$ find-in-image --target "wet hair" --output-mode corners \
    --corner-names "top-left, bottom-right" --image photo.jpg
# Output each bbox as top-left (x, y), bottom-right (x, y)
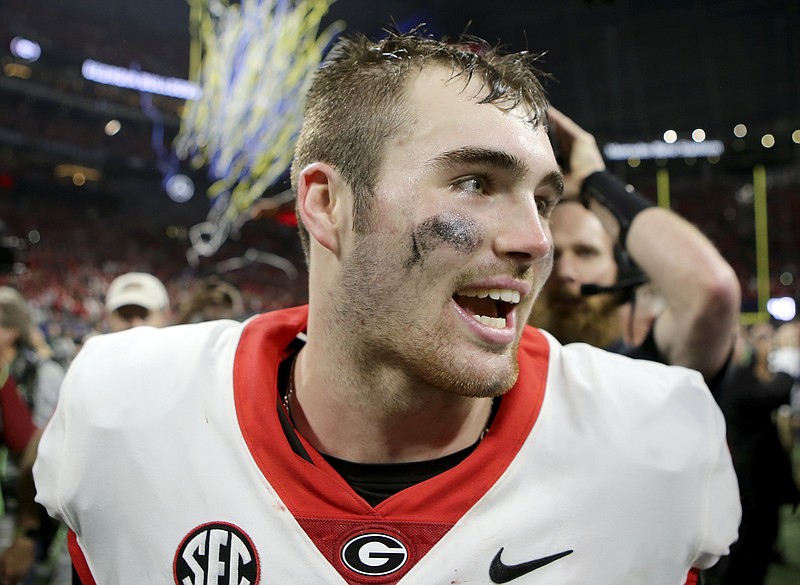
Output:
top-left (290, 28), bottom-right (550, 263)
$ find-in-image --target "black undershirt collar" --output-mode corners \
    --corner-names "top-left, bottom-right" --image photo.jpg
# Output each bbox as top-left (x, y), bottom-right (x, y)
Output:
top-left (276, 335), bottom-right (499, 507)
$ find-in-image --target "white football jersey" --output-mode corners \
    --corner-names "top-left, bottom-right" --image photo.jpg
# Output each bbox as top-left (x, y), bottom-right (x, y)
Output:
top-left (34, 305), bottom-right (740, 584)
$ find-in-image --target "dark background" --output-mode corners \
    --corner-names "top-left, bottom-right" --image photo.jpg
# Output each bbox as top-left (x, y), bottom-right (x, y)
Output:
top-left (3, 0), bottom-right (798, 201)
top-left (29, 0), bottom-right (800, 141)
top-left (0, 0), bottom-right (798, 316)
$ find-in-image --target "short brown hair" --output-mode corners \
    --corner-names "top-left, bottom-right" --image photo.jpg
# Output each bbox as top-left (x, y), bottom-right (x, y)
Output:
top-left (290, 29), bottom-right (550, 262)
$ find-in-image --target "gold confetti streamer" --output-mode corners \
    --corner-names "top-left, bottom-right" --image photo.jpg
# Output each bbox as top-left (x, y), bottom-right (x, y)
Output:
top-left (176, 0), bottom-right (343, 259)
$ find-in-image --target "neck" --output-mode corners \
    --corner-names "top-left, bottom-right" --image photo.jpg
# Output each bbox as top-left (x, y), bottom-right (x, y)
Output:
top-left (288, 343), bottom-right (495, 464)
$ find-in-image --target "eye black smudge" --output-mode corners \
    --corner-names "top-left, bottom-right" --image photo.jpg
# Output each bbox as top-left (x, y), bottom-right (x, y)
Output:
top-left (418, 214), bottom-right (483, 253)
top-left (409, 233), bottom-right (422, 265)
top-left (406, 213), bottom-right (483, 268)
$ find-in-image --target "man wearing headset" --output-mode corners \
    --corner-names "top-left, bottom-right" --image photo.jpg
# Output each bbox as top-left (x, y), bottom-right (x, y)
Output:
top-left (530, 108), bottom-right (740, 385)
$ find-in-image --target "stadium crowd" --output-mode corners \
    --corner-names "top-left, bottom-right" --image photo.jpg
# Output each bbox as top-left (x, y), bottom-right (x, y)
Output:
top-left (0, 194), bottom-right (308, 367)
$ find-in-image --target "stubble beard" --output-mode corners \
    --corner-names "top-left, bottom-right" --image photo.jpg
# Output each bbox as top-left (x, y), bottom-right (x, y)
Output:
top-left (331, 236), bottom-right (521, 402)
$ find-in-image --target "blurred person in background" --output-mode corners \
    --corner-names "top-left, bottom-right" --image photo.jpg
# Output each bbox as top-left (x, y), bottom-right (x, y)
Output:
top-left (529, 108), bottom-right (740, 388)
top-left (174, 276), bottom-right (244, 325)
top-left (771, 321), bottom-right (800, 482)
top-left (769, 320), bottom-right (800, 381)
top-left (0, 371), bottom-right (40, 585)
top-left (706, 322), bottom-right (799, 585)
top-left (0, 288), bottom-right (64, 431)
top-left (104, 272), bottom-right (171, 333)
top-left (0, 287), bottom-right (67, 585)
top-left (40, 323), bottom-right (77, 372)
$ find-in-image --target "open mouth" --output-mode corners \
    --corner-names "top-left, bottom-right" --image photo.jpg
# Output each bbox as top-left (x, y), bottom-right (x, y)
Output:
top-left (453, 288), bottom-right (521, 329)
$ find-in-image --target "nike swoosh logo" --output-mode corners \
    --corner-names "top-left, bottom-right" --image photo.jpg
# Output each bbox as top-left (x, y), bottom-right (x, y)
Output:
top-left (489, 547), bottom-right (573, 583)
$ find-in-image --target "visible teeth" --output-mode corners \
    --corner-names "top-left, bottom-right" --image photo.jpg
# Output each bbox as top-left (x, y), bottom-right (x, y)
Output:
top-left (473, 314), bottom-right (507, 328)
top-left (506, 290), bottom-right (520, 303)
top-left (460, 288), bottom-right (520, 304)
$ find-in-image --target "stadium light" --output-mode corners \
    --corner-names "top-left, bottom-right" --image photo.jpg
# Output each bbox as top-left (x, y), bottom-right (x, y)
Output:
top-left (81, 60), bottom-right (201, 100)
top-left (604, 139), bottom-right (724, 160)
top-left (767, 297), bottom-right (796, 321)
top-left (10, 37), bottom-right (41, 62)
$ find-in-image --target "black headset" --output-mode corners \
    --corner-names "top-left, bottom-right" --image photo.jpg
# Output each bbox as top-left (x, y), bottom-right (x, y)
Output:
top-left (579, 242), bottom-right (648, 304)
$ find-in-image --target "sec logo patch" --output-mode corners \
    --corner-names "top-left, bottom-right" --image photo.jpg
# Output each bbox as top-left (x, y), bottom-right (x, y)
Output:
top-left (174, 522), bottom-right (259, 585)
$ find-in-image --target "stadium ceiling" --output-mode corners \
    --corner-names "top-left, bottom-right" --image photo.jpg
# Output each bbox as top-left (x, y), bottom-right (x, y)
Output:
top-left (2, 0), bottom-right (797, 205)
top-left (32, 0), bottom-right (799, 144)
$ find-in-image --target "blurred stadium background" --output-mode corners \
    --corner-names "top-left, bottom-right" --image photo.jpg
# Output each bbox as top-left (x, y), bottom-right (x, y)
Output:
top-left (0, 0), bottom-right (797, 334)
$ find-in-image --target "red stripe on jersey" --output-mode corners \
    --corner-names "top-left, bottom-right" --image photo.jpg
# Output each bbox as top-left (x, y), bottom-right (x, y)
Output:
top-left (234, 308), bottom-right (550, 583)
top-left (684, 568), bottom-right (700, 585)
top-left (68, 530), bottom-right (97, 585)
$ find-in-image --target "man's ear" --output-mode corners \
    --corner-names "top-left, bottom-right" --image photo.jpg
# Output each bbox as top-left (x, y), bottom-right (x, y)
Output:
top-left (296, 162), bottom-right (345, 256)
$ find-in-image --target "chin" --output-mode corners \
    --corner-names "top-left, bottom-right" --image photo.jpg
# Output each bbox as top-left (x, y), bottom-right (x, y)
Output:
top-left (440, 353), bottom-right (519, 398)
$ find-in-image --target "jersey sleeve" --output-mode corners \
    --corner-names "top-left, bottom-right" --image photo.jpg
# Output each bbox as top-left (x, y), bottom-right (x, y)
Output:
top-left (33, 340), bottom-right (88, 531)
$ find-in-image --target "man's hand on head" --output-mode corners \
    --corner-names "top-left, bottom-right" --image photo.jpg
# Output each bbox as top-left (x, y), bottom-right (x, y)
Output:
top-left (547, 107), bottom-right (606, 198)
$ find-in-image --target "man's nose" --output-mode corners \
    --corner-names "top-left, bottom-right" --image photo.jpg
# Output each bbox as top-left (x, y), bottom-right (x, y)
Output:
top-left (494, 195), bottom-right (552, 263)
top-left (554, 252), bottom-right (579, 282)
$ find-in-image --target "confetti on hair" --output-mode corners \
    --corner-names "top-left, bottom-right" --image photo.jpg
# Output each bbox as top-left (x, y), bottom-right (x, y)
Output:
top-left (175, 0), bottom-right (344, 260)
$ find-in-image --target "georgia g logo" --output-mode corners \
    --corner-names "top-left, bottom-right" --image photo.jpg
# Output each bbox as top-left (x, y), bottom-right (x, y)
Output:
top-left (341, 533), bottom-right (409, 576)
top-left (174, 522), bottom-right (259, 585)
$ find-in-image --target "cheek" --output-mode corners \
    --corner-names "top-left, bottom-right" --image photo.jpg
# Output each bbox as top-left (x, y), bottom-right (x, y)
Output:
top-left (407, 213), bottom-right (484, 267)
top-left (145, 313), bottom-right (166, 328)
top-left (592, 256), bottom-right (618, 285)
top-left (107, 315), bottom-right (127, 331)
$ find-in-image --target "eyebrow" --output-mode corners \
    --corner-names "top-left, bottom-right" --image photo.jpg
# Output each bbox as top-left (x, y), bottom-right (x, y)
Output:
top-left (427, 146), bottom-right (528, 179)
top-left (427, 147), bottom-right (564, 197)
top-left (539, 170), bottom-right (565, 198)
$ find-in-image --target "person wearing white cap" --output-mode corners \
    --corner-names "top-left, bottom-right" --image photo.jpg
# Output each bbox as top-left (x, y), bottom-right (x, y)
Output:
top-left (105, 272), bottom-right (171, 333)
